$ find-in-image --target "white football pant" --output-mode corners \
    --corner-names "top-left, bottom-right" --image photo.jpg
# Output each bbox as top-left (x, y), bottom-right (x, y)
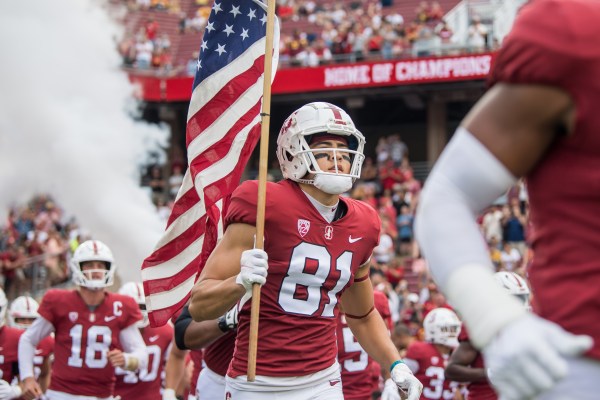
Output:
top-left (224, 362), bottom-right (343, 400)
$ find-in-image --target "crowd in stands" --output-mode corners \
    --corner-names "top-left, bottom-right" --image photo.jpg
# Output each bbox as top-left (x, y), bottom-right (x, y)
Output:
top-left (119, 17), bottom-right (176, 74)
top-left (277, 0), bottom-right (454, 67)
top-left (0, 196), bottom-right (84, 300)
top-left (116, 0), bottom-right (496, 75)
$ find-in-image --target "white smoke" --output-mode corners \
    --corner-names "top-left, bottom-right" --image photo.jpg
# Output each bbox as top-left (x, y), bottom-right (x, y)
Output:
top-left (0, 0), bottom-right (168, 283)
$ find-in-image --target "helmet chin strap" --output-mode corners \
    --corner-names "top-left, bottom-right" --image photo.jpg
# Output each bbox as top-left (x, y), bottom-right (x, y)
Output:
top-left (313, 174), bottom-right (353, 195)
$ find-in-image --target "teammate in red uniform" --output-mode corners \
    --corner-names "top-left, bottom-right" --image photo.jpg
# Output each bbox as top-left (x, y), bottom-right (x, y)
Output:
top-left (337, 290), bottom-right (392, 400)
top-left (6, 295), bottom-right (54, 395)
top-left (0, 289), bottom-right (28, 399)
top-left (114, 282), bottom-right (173, 400)
top-left (415, 1), bottom-right (600, 398)
top-left (445, 271), bottom-right (531, 400)
top-left (399, 308), bottom-right (461, 400)
top-left (19, 240), bottom-right (148, 400)
top-left (169, 304), bottom-right (237, 399)
top-left (189, 102), bottom-right (422, 399)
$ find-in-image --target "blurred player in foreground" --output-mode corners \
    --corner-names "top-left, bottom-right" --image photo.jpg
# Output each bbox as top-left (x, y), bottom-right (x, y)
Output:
top-left (445, 271), bottom-right (532, 400)
top-left (416, 1), bottom-right (599, 398)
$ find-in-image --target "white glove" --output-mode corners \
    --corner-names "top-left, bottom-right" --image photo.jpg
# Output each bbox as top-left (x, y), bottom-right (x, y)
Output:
top-left (390, 362), bottom-right (423, 400)
top-left (483, 314), bottom-right (593, 400)
top-left (162, 388), bottom-right (177, 400)
top-left (236, 249), bottom-right (268, 292)
top-left (381, 378), bottom-right (401, 400)
top-left (0, 379), bottom-right (22, 400)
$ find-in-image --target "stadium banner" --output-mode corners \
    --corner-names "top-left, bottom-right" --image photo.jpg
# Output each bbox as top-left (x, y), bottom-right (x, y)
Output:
top-left (274, 53), bottom-right (493, 93)
top-left (129, 53), bottom-right (494, 101)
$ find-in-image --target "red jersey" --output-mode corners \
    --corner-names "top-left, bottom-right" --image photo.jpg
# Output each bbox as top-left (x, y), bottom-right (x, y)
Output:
top-left (406, 341), bottom-right (457, 400)
top-left (0, 326), bottom-right (22, 382)
top-left (38, 289), bottom-right (142, 397)
top-left (204, 331), bottom-right (235, 376)
top-left (32, 335), bottom-right (54, 382)
top-left (226, 180), bottom-right (380, 378)
top-left (337, 291), bottom-right (391, 400)
top-left (489, 0), bottom-right (600, 359)
top-left (457, 325), bottom-right (496, 400)
top-left (114, 324), bottom-right (173, 400)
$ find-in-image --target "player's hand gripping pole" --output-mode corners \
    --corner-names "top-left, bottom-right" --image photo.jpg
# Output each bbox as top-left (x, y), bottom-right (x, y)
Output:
top-left (248, 0), bottom-right (277, 382)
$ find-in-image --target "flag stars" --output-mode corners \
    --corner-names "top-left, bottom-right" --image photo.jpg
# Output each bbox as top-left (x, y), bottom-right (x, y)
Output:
top-left (205, 21), bottom-right (215, 33)
top-left (212, 2), bottom-right (222, 14)
top-left (260, 14), bottom-right (267, 25)
top-left (240, 28), bottom-right (249, 40)
top-left (247, 8), bottom-right (256, 21)
top-left (197, 59), bottom-right (202, 70)
top-left (230, 5), bottom-right (241, 18)
top-left (200, 40), bottom-right (208, 51)
top-left (223, 24), bottom-right (235, 37)
top-left (215, 43), bottom-right (227, 56)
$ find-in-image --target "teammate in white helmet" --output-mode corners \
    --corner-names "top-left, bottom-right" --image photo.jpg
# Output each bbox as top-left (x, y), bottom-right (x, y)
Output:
top-left (388, 308), bottom-right (461, 400)
top-left (9, 296), bottom-right (40, 330)
top-left (114, 282), bottom-right (174, 400)
top-left (6, 295), bottom-right (54, 395)
top-left (189, 102), bottom-right (422, 399)
top-left (19, 240), bottom-right (148, 400)
top-left (445, 271), bottom-right (532, 399)
top-left (0, 288), bottom-right (28, 399)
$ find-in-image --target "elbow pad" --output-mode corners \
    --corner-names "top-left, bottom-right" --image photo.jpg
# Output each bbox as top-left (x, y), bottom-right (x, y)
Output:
top-left (174, 305), bottom-right (193, 350)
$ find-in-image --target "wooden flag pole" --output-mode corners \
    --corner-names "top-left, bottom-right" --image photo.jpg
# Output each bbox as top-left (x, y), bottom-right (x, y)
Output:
top-left (247, 0), bottom-right (277, 382)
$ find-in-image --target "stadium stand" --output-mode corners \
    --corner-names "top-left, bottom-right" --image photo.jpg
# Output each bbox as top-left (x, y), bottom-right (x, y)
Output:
top-left (118, 0), bottom-right (469, 74)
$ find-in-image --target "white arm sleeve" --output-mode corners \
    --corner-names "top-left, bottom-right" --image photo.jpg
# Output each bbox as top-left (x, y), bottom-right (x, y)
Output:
top-left (415, 128), bottom-right (525, 348)
top-left (119, 324), bottom-right (148, 371)
top-left (18, 317), bottom-right (54, 380)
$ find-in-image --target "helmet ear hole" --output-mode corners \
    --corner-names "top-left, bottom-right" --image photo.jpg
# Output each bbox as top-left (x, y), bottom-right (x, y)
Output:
top-left (285, 151), bottom-right (294, 162)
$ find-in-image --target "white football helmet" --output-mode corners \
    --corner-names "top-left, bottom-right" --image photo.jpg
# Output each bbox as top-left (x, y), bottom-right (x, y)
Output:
top-left (424, 308), bottom-right (462, 348)
top-left (8, 296), bottom-right (40, 330)
top-left (0, 289), bottom-right (7, 328)
top-left (119, 282), bottom-right (149, 328)
top-left (276, 102), bottom-right (365, 194)
top-left (494, 271), bottom-right (531, 310)
top-left (70, 240), bottom-right (116, 289)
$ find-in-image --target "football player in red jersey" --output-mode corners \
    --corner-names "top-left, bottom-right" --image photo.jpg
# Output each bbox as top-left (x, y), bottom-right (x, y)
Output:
top-left (6, 295), bottom-right (54, 395)
top-left (445, 271), bottom-right (532, 400)
top-left (397, 308), bottom-right (461, 400)
top-left (0, 289), bottom-right (28, 399)
top-left (114, 282), bottom-right (173, 400)
top-left (415, 1), bottom-right (600, 398)
top-left (189, 102), bottom-right (422, 399)
top-left (337, 290), bottom-right (392, 400)
top-left (167, 304), bottom-right (238, 400)
top-left (18, 240), bottom-right (148, 400)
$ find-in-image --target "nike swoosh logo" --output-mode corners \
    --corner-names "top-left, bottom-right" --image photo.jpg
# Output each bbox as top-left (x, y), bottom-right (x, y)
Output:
top-left (348, 236), bottom-right (362, 243)
top-left (329, 379), bottom-right (340, 386)
top-left (149, 335), bottom-right (160, 343)
top-left (104, 316), bottom-right (117, 322)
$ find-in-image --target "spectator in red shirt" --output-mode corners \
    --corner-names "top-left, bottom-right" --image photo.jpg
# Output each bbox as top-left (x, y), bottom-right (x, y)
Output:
top-left (144, 17), bottom-right (159, 41)
top-left (379, 159), bottom-right (404, 191)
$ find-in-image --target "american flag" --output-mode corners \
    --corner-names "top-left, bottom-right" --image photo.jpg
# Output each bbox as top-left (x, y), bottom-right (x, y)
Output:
top-left (141, 0), bottom-right (279, 327)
